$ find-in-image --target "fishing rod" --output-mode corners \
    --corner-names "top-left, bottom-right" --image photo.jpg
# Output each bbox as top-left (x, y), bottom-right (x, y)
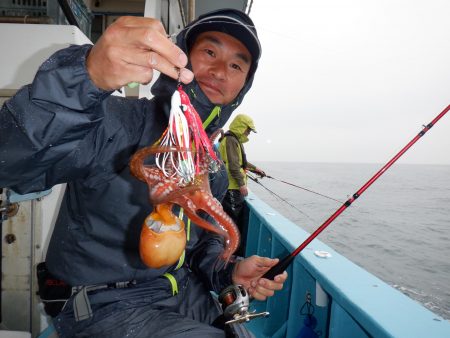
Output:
top-left (265, 175), bottom-right (343, 203)
top-left (261, 104), bottom-right (450, 279)
top-left (247, 173), bottom-right (315, 222)
top-left (217, 105), bottom-right (449, 325)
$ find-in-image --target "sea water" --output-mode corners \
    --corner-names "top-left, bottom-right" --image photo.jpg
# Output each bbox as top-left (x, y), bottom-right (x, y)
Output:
top-left (248, 162), bottom-right (450, 320)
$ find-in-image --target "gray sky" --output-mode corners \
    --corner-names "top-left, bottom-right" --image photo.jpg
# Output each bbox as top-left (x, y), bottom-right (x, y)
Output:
top-left (234, 0), bottom-right (450, 164)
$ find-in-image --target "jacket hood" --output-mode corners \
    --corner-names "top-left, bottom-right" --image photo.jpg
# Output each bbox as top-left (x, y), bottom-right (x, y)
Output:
top-left (229, 114), bottom-right (256, 143)
top-left (151, 9), bottom-right (260, 136)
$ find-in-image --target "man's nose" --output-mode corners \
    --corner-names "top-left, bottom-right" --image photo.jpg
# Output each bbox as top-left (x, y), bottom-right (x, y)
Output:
top-left (210, 61), bottom-right (227, 80)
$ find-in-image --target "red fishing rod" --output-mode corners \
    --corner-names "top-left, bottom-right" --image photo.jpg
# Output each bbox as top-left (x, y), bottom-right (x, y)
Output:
top-left (262, 104), bottom-right (450, 279)
top-left (217, 105), bottom-right (449, 325)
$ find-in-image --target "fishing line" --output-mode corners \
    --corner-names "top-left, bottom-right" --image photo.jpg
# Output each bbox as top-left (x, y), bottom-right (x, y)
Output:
top-left (265, 175), bottom-right (343, 203)
top-left (247, 173), bottom-right (316, 223)
top-left (261, 105), bottom-right (450, 280)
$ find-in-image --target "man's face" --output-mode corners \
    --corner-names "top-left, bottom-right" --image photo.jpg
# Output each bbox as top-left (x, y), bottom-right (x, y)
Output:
top-left (189, 31), bottom-right (252, 105)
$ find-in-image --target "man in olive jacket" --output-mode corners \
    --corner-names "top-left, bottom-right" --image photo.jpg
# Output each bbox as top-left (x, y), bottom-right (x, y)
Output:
top-left (218, 114), bottom-right (266, 255)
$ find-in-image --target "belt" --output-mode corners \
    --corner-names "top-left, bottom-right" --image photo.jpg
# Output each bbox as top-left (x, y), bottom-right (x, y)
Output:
top-left (72, 270), bottom-right (185, 322)
top-left (73, 280), bottom-right (137, 294)
top-left (72, 280), bottom-right (136, 322)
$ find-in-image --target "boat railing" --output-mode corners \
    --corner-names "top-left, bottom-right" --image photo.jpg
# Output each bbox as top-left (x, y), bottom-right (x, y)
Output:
top-left (243, 192), bottom-right (450, 338)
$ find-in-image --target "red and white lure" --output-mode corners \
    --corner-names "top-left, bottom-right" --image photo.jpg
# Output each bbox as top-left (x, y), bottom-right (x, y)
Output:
top-left (156, 86), bottom-right (219, 183)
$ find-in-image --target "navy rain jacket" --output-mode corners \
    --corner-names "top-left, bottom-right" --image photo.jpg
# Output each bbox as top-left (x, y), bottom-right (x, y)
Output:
top-left (0, 24), bottom-right (257, 291)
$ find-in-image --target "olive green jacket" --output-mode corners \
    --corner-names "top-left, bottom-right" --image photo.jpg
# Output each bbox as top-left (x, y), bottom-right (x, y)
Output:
top-left (218, 114), bottom-right (257, 190)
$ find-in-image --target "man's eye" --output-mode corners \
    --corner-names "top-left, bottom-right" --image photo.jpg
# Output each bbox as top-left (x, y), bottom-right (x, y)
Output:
top-left (205, 49), bottom-right (215, 57)
top-left (231, 63), bottom-right (242, 71)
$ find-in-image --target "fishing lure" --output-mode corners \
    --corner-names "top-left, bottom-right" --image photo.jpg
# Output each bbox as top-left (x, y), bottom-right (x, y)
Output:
top-left (130, 86), bottom-right (240, 269)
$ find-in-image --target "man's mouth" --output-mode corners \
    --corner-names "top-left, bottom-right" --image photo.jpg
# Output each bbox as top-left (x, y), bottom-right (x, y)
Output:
top-left (198, 80), bottom-right (222, 97)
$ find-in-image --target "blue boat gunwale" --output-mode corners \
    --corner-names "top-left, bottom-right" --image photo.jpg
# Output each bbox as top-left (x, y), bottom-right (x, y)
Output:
top-left (243, 192), bottom-right (450, 338)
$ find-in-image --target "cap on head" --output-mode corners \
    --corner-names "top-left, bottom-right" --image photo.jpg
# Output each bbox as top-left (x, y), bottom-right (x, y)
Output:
top-left (184, 8), bottom-right (261, 77)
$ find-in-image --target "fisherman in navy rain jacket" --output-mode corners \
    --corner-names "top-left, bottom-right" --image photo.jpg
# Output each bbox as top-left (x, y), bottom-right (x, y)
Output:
top-left (0, 8), bottom-right (287, 338)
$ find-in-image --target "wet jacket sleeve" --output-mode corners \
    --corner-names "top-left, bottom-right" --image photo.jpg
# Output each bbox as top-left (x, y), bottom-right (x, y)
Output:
top-left (188, 233), bottom-right (236, 293)
top-left (0, 44), bottom-right (113, 193)
top-left (246, 161), bottom-right (257, 171)
top-left (226, 136), bottom-right (246, 187)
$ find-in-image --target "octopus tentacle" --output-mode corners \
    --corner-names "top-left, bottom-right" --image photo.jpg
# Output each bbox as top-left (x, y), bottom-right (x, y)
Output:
top-left (181, 191), bottom-right (240, 264)
top-left (130, 145), bottom-right (181, 182)
top-left (163, 189), bottom-right (232, 242)
top-left (148, 183), bottom-right (200, 206)
top-left (182, 205), bottom-right (229, 239)
top-left (209, 128), bottom-right (224, 144)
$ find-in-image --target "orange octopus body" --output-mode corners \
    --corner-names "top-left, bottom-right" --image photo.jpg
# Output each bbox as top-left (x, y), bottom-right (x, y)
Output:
top-left (139, 204), bottom-right (187, 269)
top-left (130, 146), bottom-right (240, 267)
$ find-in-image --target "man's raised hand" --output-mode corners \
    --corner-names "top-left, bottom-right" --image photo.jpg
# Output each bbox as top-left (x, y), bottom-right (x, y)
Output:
top-left (86, 16), bottom-right (194, 91)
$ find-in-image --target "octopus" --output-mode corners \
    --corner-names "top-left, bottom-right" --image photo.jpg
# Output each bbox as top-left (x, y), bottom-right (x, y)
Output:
top-left (129, 145), bottom-right (240, 269)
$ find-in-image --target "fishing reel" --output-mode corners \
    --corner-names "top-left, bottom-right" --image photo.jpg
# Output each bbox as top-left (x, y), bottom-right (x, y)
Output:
top-left (218, 284), bottom-right (269, 325)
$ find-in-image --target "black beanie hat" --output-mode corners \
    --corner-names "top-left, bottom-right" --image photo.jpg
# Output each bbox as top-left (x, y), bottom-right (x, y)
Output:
top-left (184, 8), bottom-right (261, 77)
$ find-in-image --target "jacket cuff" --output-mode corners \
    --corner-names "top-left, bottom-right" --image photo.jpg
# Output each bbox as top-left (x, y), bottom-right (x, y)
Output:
top-left (215, 260), bottom-right (237, 293)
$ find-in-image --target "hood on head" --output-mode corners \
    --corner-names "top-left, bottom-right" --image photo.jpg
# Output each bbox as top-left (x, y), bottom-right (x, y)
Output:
top-left (151, 8), bottom-right (261, 135)
top-left (229, 113), bottom-right (256, 143)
